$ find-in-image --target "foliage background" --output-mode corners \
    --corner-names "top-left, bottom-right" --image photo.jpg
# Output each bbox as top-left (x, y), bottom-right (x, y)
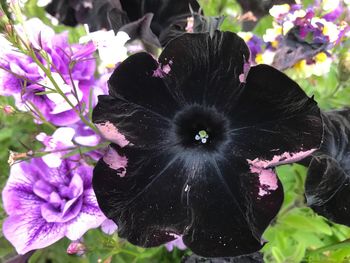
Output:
top-left (1, 0), bottom-right (350, 262)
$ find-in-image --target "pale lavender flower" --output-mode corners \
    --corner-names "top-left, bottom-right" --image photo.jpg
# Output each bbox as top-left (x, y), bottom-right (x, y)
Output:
top-left (36, 127), bottom-right (76, 168)
top-left (2, 157), bottom-right (105, 255)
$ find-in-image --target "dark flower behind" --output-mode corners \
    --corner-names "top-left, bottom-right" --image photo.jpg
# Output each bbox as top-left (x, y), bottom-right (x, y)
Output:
top-left (46, 0), bottom-right (200, 47)
top-left (237, 0), bottom-right (296, 31)
top-left (108, 0), bottom-right (201, 47)
top-left (305, 109), bottom-right (350, 226)
top-left (92, 31), bottom-right (322, 257)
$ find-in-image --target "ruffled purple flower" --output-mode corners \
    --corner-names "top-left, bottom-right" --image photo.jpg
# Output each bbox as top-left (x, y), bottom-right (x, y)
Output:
top-left (2, 157), bottom-right (106, 255)
top-left (0, 18), bottom-right (96, 126)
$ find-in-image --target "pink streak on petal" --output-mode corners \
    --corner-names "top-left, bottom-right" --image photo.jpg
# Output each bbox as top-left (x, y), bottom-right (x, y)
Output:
top-left (247, 149), bottom-right (316, 169)
top-left (250, 166), bottom-right (278, 197)
top-left (239, 62), bottom-right (251, 83)
top-left (96, 121), bottom-right (129, 147)
top-left (103, 146), bottom-right (128, 177)
top-left (163, 64), bottom-right (171, 74)
top-left (152, 61), bottom-right (172, 78)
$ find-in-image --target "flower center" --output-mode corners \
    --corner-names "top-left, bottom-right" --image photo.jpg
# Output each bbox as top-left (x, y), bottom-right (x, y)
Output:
top-left (172, 105), bottom-right (230, 152)
top-left (195, 130), bottom-right (209, 144)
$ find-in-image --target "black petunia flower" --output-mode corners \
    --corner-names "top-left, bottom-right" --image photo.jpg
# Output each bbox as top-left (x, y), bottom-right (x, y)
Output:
top-left (46, 0), bottom-right (200, 47)
top-left (305, 109), bottom-right (350, 226)
top-left (92, 31), bottom-right (323, 257)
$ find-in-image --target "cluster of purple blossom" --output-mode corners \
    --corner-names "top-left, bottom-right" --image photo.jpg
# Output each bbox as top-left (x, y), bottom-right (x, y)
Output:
top-left (238, 0), bottom-right (350, 78)
top-left (0, 17), bottom-right (117, 255)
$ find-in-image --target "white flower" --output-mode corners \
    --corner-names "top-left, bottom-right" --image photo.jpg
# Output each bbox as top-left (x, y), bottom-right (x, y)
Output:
top-left (311, 17), bottom-right (340, 43)
top-left (80, 30), bottom-right (130, 72)
top-left (255, 50), bottom-right (275, 65)
top-left (263, 24), bottom-right (282, 43)
top-left (269, 4), bottom-right (290, 18)
top-left (322, 0), bottom-right (339, 12)
top-left (237, 32), bottom-right (253, 42)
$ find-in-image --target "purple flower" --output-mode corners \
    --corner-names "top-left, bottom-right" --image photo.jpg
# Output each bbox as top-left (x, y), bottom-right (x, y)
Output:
top-left (2, 157), bottom-right (105, 254)
top-left (36, 127), bottom-right (76, 168)
top-left (0, 18), bottom-right (96, 126)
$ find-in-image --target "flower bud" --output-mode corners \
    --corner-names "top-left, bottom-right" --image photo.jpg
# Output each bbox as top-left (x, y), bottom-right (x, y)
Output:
top-left (338, 52), bottom-right (350, 82)
top-left (67, 241), bottom-right (86, 256)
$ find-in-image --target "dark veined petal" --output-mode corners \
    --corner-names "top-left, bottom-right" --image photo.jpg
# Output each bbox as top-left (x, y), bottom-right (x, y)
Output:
top-left (229, 64), bottom-right (322, 163)
top-left (182, 157), bottom-right (283, 257)
top-left (305, 156), bottom-right (350, 225)
top-left (93, 95), bottom-right (170, 148)
top-left (158, 31), bottom-right (250, 110)
top-left (305, 109), bottom-right (350, 226)
top-left (108, 52), bottom-right (179, 118)
top-left (93, 143), bottom-right (283, 256)
top-left (93, 146), bottom-right (189, 246)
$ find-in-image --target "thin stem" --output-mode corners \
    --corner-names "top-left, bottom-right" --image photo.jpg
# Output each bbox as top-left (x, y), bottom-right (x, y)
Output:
top-left (28, 49), bottom-right (98, 132)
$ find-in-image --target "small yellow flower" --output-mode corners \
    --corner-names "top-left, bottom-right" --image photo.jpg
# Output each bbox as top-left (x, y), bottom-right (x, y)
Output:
top-left (294, 59), bottom-right (307, 71)
top-left (315, 52), bottom-right (328, 63)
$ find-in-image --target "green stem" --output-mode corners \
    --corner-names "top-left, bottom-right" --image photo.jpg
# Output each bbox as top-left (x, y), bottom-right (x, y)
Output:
top-left (29, 49), bottom-right (98, 133)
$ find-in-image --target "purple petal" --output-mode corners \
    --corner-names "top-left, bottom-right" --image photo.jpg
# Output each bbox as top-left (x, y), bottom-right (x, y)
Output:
top-left (65, 189), bottom-right (105, 240)
top-left (3, 212), bottom-right (66, 255)
top-left (101, 219), bottom-right (118, 235)
top-left (2, 162), bottom-right (43, 215)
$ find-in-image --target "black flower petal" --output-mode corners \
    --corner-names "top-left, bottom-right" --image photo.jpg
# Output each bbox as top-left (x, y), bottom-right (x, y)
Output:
top-left (305, 109), bottom-right (350, 226)
top-left (107, 52), bottom-right (179, 117)
top-left (229, 64), bottom-right (323, 161)
top-left (93, 31), bottom-right (322, 257)
top-left (158, 32), bottom-right (250, 110)
top-left (93, 95), bottom-right (170, 148)
top-left (93, 146), bottom-right (189, 246)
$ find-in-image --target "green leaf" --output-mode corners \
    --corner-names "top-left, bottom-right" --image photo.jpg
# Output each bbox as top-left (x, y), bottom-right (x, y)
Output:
top-left (281, 213), bottom-right (332, 235)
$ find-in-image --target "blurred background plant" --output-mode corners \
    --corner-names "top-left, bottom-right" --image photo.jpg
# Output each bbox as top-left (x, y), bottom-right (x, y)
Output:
top-left (1, 0), bottom-right (350, 262)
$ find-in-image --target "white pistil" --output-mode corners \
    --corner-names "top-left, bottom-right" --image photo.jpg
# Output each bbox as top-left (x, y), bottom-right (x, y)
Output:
top-left (195, 130), bottom-right (209, 144)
